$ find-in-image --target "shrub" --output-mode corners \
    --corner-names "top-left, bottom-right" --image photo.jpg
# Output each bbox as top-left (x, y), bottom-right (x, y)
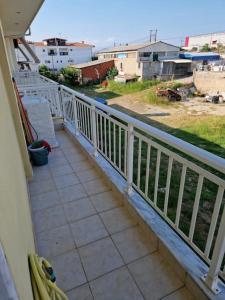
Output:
top-left (61, 67), bottom-right (80, 85)
top-left (39, 64), bottom-right (58, 81)
top-left (200, 43), bottom-right (211, 52)
top-left (107, 67), bottom-right (118, 80)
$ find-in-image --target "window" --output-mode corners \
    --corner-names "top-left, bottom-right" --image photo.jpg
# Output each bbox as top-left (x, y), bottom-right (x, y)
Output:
top-left (42, 49), bottom-right (45, 52)
top-left (120, 62), bottom-right (123, 71)
top-left (44, 60), bottom-right (51, 63)
top-left (116, 53), bottom-right (127, 58)
top-left (60, 60), bottom-right (62, 63)
top-left (70, 49), bottom-right (73, 51)
top-left (68, 59), bottom-right (74, 63)
top-left (59, 48), bottom-right (68, 56)
top-left (138, 62), bottom-right (141, 69)
top-left (139, 52), bottom-right (151, 57)
top-left (56, 60), bottom-right (58, 63)
top-left (48, 49), bottom-right (57, 56)
top-left (212, 40), bottom-right (217, 45)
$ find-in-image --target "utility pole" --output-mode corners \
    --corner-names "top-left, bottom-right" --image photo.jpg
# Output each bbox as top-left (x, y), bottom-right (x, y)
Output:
top-left (149, 29), bottom-right (158, 43)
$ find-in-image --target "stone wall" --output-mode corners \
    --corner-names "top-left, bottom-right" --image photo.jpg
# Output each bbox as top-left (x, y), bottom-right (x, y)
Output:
top-left (193, 70), bottom-right (225, 93)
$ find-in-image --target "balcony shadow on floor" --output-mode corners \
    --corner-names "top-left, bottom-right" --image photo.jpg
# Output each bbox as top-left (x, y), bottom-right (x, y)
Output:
top-left (110, 103), bottom-right (225, 160)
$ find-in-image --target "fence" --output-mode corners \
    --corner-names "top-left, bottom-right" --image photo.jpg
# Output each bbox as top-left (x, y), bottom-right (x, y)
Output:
top-left (59, 84), bottom-right (225, 293)
top-left (14, 72), bottom-right (225, 293)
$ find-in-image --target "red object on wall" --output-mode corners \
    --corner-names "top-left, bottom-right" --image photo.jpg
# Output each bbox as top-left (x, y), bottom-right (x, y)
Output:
top-left (79, 60), bottom-right (114, 82)
top-left (184, 37), bottom-right (189, 47)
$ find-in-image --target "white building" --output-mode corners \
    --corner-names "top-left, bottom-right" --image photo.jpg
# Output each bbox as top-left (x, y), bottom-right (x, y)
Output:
top-left (97, 41), bottom-right (192, 80)
top-left (184, 31), bottom-right (225, 50)
top-left (16, 37), bottom-right (94, 71)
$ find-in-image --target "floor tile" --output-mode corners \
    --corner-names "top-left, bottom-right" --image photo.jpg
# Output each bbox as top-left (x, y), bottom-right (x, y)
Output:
top-left (51, 250), bottom-right (87, 291)
top-left (30, 190), bottom-right (60, 212)
top-left (64, 197), bottom-right (96, 223)
top-left (29, 179), bottom-right (55, 196)
top-left (90, 266), bottom-right (144, 300)
top-left (71, 160), bottom-right (93, 173)
top-left (70, 215), bottom-right (108, 247)
top-left (128, 253), bottom-right (183, 300)
top-left (53, 173), bottom-right (80, 189)
top-left (50, 164), bottom-right (74, 177)
top-left (83, 178), bottom-right (111, 196)
top-left (163, 287), bottom-right (194, 300)
top-left (100, 207), bottom-right (137, 234)
top-left (65, 152), bottom-right (87, 164)
top-left (59, 183), bottom-right (87, 203)
top-left (112, 226), bottom-right (156, 263)
top-left (90, 191), bottom-right (122, 213)
top-left (33, 204), bottom-right (67, 233)
top-left (77, 168), bottom-right (100, 183)
top-left (48, 156), bottom-right (68, 168)
top-left (36, 224), bottom-right (75, 258)
top-left (67, 284), bottom-right (93, 300)
top-left (32, 167), bottom-right (51, 182)
top-left (79, 237), bottom-right (124, 281)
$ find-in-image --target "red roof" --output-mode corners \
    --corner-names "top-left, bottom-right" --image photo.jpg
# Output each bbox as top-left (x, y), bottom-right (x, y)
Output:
top-left (66, 42), bottom-right (95, 48)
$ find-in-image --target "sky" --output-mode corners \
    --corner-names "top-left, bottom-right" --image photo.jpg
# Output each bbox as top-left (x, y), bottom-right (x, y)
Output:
top-left (30, 0), bottom-right (225, 51)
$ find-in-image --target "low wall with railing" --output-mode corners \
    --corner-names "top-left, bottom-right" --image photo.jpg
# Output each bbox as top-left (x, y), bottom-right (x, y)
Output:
top-left (14, 72), bottom-right (225, 294)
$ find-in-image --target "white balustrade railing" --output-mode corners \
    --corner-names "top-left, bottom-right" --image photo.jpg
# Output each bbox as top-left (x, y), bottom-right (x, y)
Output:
top-left (18, 84), bottom-right (62, 118)
top-left (13, 71), bottom-right (42, 86)
top-left (14, 72), bottom-right (225, 293)
top-left (59, 84), bottom-right (225, 294)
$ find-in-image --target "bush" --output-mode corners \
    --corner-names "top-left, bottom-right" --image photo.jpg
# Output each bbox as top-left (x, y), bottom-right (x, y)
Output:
top-left (200, 43), bottom-right (211, 52)
top-left (39, 64), bottom-right (58, 81)
top-left (107, 67), bottom-right (118, 80)
top-left (61, 67), bottom-right (80, 85)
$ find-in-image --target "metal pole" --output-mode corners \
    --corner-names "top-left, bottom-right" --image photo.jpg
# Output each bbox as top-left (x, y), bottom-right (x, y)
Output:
top-left (203, 204), bottom-right (225, 294)
top-left (127, 124), bottom-right (134, 195)
top-left (91, 105), bottom-right (98, 157)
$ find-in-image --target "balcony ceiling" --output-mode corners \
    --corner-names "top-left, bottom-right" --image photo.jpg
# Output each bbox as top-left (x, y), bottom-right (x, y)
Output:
top-left (0, 0), bottom-right (44, 37)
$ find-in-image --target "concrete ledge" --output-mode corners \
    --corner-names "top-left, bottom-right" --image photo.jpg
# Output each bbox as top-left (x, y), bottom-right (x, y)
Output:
top-left (64, 124), bottom-right (225, 300)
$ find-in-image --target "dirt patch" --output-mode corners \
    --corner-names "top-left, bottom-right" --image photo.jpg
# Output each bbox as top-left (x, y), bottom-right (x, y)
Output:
top-left (108, 93), bottom-right (225, 125)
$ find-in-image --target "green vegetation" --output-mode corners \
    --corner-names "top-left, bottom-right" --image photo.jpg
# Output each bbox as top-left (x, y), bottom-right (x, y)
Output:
top-left (107, 79), bottom-right (161, 95)
top-left (61, 66), bottom-right (80, 85)
top-left (200, 43), bottom-right (211, 52)
top-left (106, 67), bottom-right (118, 80)
top-left (39, 64), bottom-right (58, 81)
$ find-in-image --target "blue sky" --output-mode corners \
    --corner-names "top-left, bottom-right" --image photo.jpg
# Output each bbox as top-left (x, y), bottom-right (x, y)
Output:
top-left (30, 0), bottom-right (225, 50)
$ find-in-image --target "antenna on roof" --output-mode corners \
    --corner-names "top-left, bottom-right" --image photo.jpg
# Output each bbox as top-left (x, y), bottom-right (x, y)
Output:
top-left (149, 29), bottom-right (157, 42)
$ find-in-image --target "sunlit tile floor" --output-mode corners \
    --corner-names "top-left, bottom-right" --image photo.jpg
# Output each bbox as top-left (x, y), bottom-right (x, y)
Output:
top-left (29, 130), bottom-right (194, 300)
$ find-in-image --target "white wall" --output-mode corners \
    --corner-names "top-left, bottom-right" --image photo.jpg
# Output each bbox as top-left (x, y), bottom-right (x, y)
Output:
top-left (16, 44), bottom-right (93, 71)
top-left (187, 32), bottom-right (225, 49)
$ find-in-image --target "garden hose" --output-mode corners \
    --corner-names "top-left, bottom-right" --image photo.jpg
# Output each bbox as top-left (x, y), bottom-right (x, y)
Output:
top-left (29, 254), bottom-right (68, 300)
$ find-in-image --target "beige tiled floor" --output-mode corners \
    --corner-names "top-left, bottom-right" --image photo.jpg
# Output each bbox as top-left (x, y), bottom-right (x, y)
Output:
top-left (29, 131), bottom-right (194, 300)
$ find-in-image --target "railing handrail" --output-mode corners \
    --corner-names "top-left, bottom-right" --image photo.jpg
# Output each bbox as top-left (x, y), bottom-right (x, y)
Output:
top-left (60, 84), bottom-right (225, 174)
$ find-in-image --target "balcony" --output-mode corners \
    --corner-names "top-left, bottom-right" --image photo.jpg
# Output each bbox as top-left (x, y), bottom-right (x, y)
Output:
top-left (15, 71), bottom-right (225, 299)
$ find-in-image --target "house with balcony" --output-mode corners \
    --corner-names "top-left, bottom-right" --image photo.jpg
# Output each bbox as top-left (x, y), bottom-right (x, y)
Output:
top-left (97, 41), bottom-right (192, 80)
top-left (16, 37), bottom-right (94, 71)
top-left (1, 1), bottom-right (225, 300)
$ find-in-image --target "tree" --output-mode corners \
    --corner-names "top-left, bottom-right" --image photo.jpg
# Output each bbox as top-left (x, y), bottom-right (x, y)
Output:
top-left (107, 67), bottom-right (118, 80)
top-left (200, 43), bottom-right (211, 52)
top-left (61, 67), bottom-right (80, 85)
top-left (39, 64), bottom-right (58, 81)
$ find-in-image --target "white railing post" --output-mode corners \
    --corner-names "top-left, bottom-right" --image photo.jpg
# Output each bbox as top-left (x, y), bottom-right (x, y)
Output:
top-left (91, 105), bottom-right (98, 157)
top-left (73, 97), bottom-right (79, 136)
top-left (126, 124), bottom-right (134, 195)
top-left (58, 86), bottom-right (65, 119)
top-left (202, 205), bottom-right (225, 294)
